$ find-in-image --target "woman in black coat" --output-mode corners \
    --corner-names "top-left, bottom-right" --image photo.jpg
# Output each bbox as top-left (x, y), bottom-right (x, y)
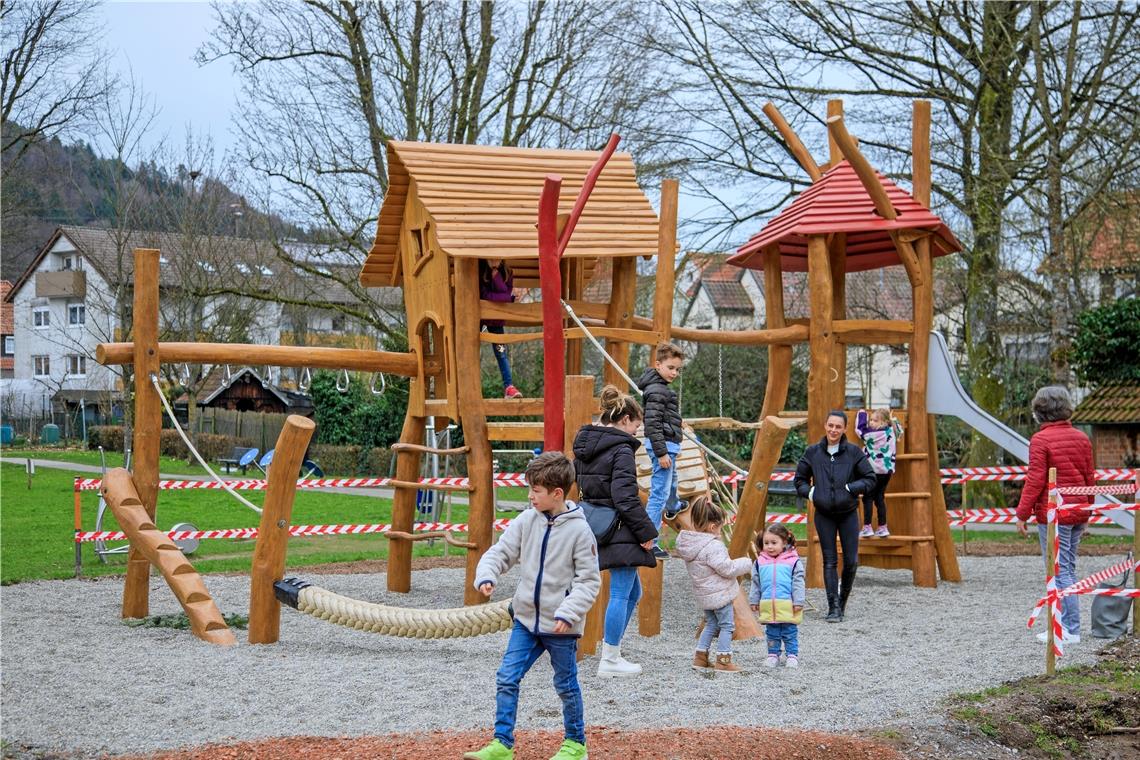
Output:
top-left (573, 385), bottom-right (657, 678)
top-left (794, 410), bottom-right (877, 623)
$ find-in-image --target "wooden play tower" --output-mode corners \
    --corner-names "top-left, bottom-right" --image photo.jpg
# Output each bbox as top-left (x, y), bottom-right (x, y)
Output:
top-left (728, 100), bottom-right (962, 588)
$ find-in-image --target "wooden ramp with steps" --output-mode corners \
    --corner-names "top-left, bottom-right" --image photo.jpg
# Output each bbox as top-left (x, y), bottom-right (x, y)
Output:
top-left (100, 468), bottom-right (236, 646)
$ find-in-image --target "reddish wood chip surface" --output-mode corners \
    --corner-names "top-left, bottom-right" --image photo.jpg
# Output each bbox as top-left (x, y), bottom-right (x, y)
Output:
top-left (128, 726), bottom-right (903, 760)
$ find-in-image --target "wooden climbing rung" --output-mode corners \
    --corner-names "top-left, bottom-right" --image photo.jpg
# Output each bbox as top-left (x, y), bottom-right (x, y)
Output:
top-left (486, 422), bottom-right (546, 442)
top-left (388, 479), bottom-right (474, 492)
top-left (482, 397), bottom-right (549, 416)
top-left (391, 442), bottom-right (470, 456)
top-left (896, 453), bottom-right (928, 460)
top-left (884, 491), bottom-right (933, 499)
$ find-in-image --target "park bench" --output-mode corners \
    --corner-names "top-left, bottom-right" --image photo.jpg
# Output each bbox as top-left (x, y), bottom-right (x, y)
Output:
top-left (217, 446), bottom-right (258, 475)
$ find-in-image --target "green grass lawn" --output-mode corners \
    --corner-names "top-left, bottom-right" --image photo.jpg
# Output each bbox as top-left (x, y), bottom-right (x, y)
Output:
top-left (0, 462), bottom-right (524, 584)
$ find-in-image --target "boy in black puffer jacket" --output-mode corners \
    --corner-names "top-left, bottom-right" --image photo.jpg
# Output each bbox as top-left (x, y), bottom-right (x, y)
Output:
top-left (573, 385), bottom-right (657, 678)
top-left (636, 342), bottom-right (685, 559)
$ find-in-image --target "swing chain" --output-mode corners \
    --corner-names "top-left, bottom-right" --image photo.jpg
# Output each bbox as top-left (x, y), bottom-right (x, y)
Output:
top-left (370, 372), bottom-right (387, 396)
top-left (298, 367), bottom-right (312, 392)
top-left (336, 368), bottom-right (351, 393)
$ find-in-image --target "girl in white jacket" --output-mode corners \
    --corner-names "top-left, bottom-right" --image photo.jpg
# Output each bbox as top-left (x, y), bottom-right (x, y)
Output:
top-left (674, 496), bottom-right (752, 674)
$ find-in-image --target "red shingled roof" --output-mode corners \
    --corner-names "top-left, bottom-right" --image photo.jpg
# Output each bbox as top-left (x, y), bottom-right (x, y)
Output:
top-left (730, 160), bottom-right (962, 273)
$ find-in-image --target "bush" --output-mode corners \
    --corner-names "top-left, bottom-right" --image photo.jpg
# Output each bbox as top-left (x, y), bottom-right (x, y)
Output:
top-left (158, 430), bottom-right (256, 461)
top-left (1073, 297), bottom-right (1140, 384)
top-left (88, 426), bottom-right (125, 452)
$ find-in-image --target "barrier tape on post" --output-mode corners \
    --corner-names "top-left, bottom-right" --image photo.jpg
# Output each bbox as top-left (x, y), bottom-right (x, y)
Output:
top-left (1028, 556), bottom-right (1140, 632)
top-left (75, 519), bottom-right (517, 543)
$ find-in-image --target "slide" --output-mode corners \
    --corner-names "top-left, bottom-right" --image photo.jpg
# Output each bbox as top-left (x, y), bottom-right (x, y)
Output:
top-left (927, 331), bottom-right (1133, 531)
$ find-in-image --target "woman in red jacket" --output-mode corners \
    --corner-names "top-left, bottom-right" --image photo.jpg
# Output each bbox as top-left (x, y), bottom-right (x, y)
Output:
top-left (1015, 386), bottom-right (1094, 644)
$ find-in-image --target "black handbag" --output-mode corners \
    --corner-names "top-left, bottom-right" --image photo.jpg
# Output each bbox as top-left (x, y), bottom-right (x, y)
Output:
top-left (579, 500), bottom-right (620, 545)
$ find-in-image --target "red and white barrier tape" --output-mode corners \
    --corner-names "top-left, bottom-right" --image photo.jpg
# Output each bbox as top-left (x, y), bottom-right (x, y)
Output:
top-left (1027, 555), bottom-right (1140, 640)
top-left (1055, 483), bottom-right (1138, 496)
top-left (76, 519), bottom-right (517, 543)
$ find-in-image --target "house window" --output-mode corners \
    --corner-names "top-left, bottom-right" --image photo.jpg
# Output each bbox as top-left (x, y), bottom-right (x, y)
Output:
top-left (890, 388), bottom-right (906, 409)
top-left (330, 314), bottom-right (346, 332)
top-left (2, 336), bottom-right (13, 356)
top-left (33, 307), bottom-right (50, 328)
top-left (66, 354), bottom-right (87, 377)
top-left (33, 356), bottom-right (50, 377)
top-left (68, 303), bottom-right (86, 326)
top-left (60, 254), bottom-right (82, 271)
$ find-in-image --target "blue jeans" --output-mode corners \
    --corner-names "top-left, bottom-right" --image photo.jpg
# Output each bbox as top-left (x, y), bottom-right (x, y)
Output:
top-left (604, 567), bottom-right (642, 646)
top-left (1037, 522), bottom-right (1086, 636)
top-left (494, 621), bottom-right (584, 749)
top-left (645, 447), bottom-right (679, 530)
top-left (697, 603), bottom-right (735, 654)
top-left (483, 324), bottom-right (513, 387)
top-left (766, 622), bottom-right (799, 656)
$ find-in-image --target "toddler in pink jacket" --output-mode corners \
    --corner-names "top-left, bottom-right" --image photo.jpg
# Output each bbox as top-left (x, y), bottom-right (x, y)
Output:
top-left (674, 496), bottom-right (751, 673)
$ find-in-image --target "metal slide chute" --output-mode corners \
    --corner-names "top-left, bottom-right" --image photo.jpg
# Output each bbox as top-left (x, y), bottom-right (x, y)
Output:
top-left (926, 331), bottom-right (1133, 531)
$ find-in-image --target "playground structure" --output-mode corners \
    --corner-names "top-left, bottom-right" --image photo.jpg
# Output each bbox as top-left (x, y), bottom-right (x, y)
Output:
top-left (98, 97), bottom-right (1120, 647)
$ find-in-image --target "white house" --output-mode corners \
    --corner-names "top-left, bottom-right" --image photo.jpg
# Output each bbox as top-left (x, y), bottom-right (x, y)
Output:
top-left (1, 226), bottom-right (401, 425)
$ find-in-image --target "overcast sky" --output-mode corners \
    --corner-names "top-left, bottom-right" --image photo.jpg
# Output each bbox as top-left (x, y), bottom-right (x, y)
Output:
top-left (100, 1), bottom-right (238, 156)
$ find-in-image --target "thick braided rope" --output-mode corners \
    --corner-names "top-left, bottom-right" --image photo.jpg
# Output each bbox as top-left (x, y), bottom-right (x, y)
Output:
top-left (294, 585), bottom-right (512, 638)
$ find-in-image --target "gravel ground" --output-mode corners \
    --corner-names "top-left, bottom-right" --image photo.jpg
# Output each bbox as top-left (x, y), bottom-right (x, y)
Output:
top-left (0, 555), bottom-right (1106, 757)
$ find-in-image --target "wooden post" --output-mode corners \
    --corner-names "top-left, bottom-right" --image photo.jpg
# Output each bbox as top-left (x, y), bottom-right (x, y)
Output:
top-left (565, 258), bottom-right (585, 375)
top-left (761, 103), bottom-right (822, 181)
top-left (827, 99), bottom-right (844, 165)
top-left (731, 416), bottom-right (806, 559)
top-left (122, 248), bottom-right (161, 619)
top-left (454, 257), bottom-right (496, 605)
top-left (637, 561), bottom-right (665, 638)
top-left (604, 256), bottom-right (637, 388)
top-left (805, 235), bottom-right (833, 589)
top-left (1046, 467), bottom-right (1058, 675)
top-left (248, 415), bottom-right (316, 644)
top-left (652, 179), bottom-right (679, 341)
top-left (828, 232), bottom-right (847, 411)
top-left (73, 486), bottom-right (82, 578)
top-left (387, 410), bottom-right (426, 594)
top-left (579, 571), bottom-right (610, 660)
top-left (760, 246), bottom-right (793, 422)
top-left (929, 420), bottom-right (962, 582)
top-left (538, 175), bottom-right (566, 452)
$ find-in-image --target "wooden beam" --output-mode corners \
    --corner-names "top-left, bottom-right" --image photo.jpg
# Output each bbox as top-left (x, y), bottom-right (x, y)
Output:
top-left (454, 257), bottom-right (496, 605)
top-left (828, 232), bottom-right (847, 411)
top-left (826, 114), bottom-right (895, 220)
top-left (762, 103), bottom-right (822, 182)
top-left (833, 319), bottom-right (915, 344)
top-left (97, 342), bottom-right (419, 377)
top-left (912, 100), bottom-right (932, 208)
top-left (248, 415), bottom-right (316, 644)
top-left (805, 235), bottom-right (834, 590)
top-left (387, 411), bottom-right (426, 594)
top-left (480, 299), bottom-right (609, 324)
top-left (731, 416), bottom-right (806, 559)
top-left (604, 256), bottom-right (638, 386)
top-left (653, 178), bottom-right (679, 338)
top-left (478, 326), bottom-right (660, 346)
top-left (122, 248), bottom-right (160, 620)
top-left (669, 323), bottom-right (808, 346)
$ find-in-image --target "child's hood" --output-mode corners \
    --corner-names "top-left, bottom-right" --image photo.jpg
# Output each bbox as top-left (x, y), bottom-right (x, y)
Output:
top-left (572, 424), bottom-right (640, 463)
top-left (546, 503), bottom-right (588, 527)
top-left (757, 547), bottom-right (800, 564)
top-left (636, 367), bottom-right (667, 392)
top-left (674, 529), bottom-right (718, 561)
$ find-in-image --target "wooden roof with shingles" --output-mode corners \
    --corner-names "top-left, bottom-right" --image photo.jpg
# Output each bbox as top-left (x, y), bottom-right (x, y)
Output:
top-left (731, 160), bottom-right (961, 273)
top-left (360, 142), bottom-right (659, 287)
top-left (1073, 382), bottom-right (1140, 425)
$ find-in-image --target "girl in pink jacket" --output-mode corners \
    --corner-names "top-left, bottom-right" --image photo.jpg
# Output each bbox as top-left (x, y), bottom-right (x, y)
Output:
top-left (674, 496), bottom-right (752, 674)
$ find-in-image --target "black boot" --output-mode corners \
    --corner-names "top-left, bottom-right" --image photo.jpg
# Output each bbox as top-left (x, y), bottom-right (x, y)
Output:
top-left (838, 586), bottom-right (852, 622)
top-left (838, 567), bottom-right (857, 622)
top-left (825, 595), bottom-right (841, 623)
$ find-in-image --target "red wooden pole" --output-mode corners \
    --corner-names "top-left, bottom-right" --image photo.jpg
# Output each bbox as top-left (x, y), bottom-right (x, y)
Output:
top-left (538, 175), bottom-right (565, 452)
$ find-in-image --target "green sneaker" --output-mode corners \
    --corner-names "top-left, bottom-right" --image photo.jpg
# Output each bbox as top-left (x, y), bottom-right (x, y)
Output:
top-left (463, 738), bottom-right (514, 760)
top-left (549, 739), bottom-right (588, 760)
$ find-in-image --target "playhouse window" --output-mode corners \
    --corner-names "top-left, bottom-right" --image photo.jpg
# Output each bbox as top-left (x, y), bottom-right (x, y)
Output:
top-left (410, 222), bottom-right (433, 275)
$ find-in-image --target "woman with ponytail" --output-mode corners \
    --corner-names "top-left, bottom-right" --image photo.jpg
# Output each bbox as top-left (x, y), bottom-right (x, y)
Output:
top-left (572, 385), bottom-right (657, 678)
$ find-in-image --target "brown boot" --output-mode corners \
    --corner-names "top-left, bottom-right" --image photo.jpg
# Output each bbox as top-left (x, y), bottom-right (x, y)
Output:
top-left (714, 653), bottom-right (741, 674)
top-left (692, 650), bottom-right (711, 670)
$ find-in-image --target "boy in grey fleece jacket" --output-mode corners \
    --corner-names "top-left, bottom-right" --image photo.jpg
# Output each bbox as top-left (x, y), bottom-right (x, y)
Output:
top-left (466, 452), bottom-right (600, 760)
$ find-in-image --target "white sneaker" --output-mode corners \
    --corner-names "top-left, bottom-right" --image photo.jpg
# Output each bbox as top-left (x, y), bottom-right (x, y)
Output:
top-left (859, 525), bottom-right (874, 538)
top-left (1036, 630), bottom-right (1080, 644)
top-left (764, 654), bottom-right (779, 668)
top-left (875, 525), bottom-right (890, 538)
top-left (597, 643), bottom-right (642, 677)
top-left (785, 655), bottom-right (799, 668)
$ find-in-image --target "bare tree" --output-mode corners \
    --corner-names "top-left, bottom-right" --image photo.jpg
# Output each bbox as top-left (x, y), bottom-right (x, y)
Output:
top-left (655, 1), bottom-right (1140, 491)
top-left (197, 0), bottom-right (672, 338)
top-left (1, 0), bottom-right (115, 160)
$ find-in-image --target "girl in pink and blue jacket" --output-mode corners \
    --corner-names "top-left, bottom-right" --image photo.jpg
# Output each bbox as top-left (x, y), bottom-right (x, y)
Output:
top-left (749, 524), bottom-right (805, 668)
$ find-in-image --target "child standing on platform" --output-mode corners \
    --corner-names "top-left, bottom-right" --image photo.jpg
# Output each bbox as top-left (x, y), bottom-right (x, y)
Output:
top-left (479, 258), bottom-right (522, 399)
top-left (749, 524), bottom-right (805, 668)
top-left (636, 342), bottom-right (685, 559)
top-left (856, 408), bottom-right (902, 538)
top-left (464, 452), bottom-right (600, 760)
top-left (674, 496), bottom-right (752, 674)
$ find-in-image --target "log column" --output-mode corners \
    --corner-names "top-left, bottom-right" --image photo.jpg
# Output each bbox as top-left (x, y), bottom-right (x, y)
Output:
top-left (122, 248), bottom-right (161, 619)
top-left (604, 256), bottom-right (637, 388)
top-left (652, 179), bottom-right (679, 342)
top-left (388, 410), bottom-right (426, 594)
top-left (455, 257), bottom-right (496, 605)
top-left (805, 235), bottom-right (834, 589)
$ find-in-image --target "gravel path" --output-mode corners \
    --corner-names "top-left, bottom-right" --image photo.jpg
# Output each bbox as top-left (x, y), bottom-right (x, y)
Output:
top-left (0, 555), bottom-right (1107, 757)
